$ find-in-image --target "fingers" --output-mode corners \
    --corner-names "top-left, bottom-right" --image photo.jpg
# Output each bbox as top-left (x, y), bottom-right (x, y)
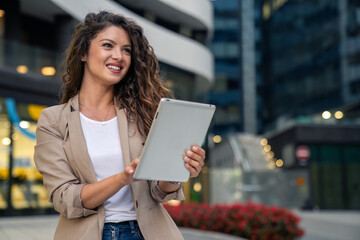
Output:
top-left (186, 146), bottom-right (205, 165)
top-left (184, 145), bottom-right (206, 178)
top-left (191, 145), bottom-right (206, 159)
top-left (185, 161), bottom-right (198, 177)
top-left (125, 158), bottom-right (139, 174)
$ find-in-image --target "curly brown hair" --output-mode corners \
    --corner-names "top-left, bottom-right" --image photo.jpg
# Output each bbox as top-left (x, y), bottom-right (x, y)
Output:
top-left (61, 11), bottom-right (173, 136)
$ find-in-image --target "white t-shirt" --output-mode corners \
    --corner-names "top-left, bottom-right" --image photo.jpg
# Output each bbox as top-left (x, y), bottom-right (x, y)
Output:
top-left (80, 113), bottom-right (137, 223)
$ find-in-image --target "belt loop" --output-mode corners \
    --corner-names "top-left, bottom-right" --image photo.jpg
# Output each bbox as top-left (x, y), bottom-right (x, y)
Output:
top-left (129, 220), bottom-right (135, 231)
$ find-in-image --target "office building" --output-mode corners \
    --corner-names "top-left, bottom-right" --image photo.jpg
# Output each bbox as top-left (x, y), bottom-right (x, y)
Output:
top-left (263, 0), bottom-right (360, 130)
top-left (209, 0), bottom-right (264, 135)
top-left (263, 0), bottom-right (360, 209)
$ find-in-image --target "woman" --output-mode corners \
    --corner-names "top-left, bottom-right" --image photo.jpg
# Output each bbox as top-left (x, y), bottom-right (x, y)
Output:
top-left (34, 11), bottom-right (206, 240)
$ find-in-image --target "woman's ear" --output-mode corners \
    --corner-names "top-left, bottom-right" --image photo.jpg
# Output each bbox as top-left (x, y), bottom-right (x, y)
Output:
top-left (81, 55), bottom-right (86, 62)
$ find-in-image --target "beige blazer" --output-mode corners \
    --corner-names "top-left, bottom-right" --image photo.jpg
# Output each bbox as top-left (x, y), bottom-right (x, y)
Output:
top-left (34, 95), bottom-right (185, 240)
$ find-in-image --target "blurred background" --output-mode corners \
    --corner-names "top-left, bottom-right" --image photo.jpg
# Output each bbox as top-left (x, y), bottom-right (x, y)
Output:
top-left (0, 0), bottom-right (359, 224)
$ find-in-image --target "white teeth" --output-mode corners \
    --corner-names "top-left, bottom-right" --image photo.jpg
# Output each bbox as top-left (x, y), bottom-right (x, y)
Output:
top-left (107, 65), bottom-right (121, 70)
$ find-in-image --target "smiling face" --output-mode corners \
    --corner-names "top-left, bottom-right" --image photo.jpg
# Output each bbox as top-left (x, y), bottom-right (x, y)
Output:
top-left (82, 25), bottom-right (132, 88)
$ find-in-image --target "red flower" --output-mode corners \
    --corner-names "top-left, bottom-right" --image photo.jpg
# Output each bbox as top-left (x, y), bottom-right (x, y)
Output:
top-left (163, 201), bottom-right (305, 239)
top-left (237, 220), bottom-right (247, 230)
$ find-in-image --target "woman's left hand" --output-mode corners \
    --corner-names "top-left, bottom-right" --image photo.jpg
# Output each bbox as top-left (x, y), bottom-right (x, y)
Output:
top-left (184, 145), bottom-right (206, 178)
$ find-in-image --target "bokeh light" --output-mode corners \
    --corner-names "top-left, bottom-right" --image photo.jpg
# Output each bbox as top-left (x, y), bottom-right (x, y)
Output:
top-left (260, 138), bottom-right (268, 146)
top-left (16, 65), bottom-right (28, 74)
top-left (193, 182), bottom-right (202, 192)
top-left (213, 135), bottom-right (222, 143)
top-left (41, 66), bottom-right (56, 76)
top-left (334, 111), bottom-right (344, 119)
top-left (322, 111), bottom-right (331, 119)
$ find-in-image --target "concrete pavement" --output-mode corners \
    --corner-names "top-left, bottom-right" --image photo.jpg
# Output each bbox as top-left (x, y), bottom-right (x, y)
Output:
top-left (0, 215), bottom-right (57, 240)
top-left (0, 210), bottom-right (359, 240)
top-left (0, 215), bottom-right (244, 240)
top-left (295, 210), bottom-right (360, 240)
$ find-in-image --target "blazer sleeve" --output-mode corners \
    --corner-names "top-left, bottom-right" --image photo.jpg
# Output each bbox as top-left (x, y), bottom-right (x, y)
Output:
top-left (34, 108), bottom-right (97, 219)
top-left (149, 181), bottom-right (185, 203)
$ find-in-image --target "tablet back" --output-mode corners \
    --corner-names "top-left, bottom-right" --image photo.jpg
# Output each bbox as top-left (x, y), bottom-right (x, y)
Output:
top-left (133, 98), bottom-right (216, 182)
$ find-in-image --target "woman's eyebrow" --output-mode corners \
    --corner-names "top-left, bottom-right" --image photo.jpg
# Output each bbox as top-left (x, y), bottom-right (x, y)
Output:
top-left (99, 39), bottom-right (132, 47)
top-left (99, 38), bottom-right (116, 44)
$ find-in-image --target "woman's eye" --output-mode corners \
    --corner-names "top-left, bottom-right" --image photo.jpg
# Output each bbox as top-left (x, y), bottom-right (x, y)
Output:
top-left (123, 48), bottom-right (132, 54)
top-left (102, 43), bottom-right (113, 48)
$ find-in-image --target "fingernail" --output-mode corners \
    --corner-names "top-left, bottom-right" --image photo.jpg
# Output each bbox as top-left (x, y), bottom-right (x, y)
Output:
top-left (184, 156), bottom-right (189, 162)
top-left (187, 151), bottom-right (192, 156)
top-left (193, 146), bottom-right (198, 151)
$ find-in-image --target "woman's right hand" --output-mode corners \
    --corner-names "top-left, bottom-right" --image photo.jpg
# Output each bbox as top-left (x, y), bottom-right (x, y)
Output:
top-left (81, 158), bottom-right (139, 209)
top-left (121, 158), bottom-right (139, 185)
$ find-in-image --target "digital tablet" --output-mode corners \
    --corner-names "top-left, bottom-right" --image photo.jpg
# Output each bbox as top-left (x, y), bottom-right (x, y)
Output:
top-left (133, 98), bottom-right (216, 182)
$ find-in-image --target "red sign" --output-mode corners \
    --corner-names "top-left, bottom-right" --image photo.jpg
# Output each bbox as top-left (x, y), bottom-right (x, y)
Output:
top-left (296, 145), bottom-right (310, 161)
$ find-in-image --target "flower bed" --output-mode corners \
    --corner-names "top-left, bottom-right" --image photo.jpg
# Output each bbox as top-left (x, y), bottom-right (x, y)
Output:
top-left (164, 202), bottom-right (305, 240)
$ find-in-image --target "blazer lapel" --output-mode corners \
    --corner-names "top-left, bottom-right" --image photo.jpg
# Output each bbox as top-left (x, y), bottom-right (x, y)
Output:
top-left (116, 107), bottom-right (131, 166)
top-left (67, 95), bottom-right (97, 183)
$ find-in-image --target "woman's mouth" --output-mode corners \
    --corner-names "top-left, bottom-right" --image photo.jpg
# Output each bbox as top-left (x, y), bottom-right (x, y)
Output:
top-left (106, 64), bottom-right (122, 72)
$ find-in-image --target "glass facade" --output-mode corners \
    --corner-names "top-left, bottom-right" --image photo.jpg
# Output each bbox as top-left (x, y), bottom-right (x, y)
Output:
top-left (159, 63), bottom-right (196, 101)
top-left (264, 0), bottom-right (360, 131)
top-left (266, 1), bottom-right (341, 126)
top-left (210, 0), bottom-right (242, 135)
top-left (310, 144), bottom-right (360, 209)
top-left (265, 123), bottom-right (360, 210)
top-left (0, 1), bottom-right (65, 78)
top-left (0, 38), bottom-right (61, 77)
top-left (210, 0), bottom-right (264, 135)
top-left (345, 0), bottom-right (360, 102)
top-left (0, 98), bottom-right (53, 215)
top-left (263, 0), bottom-right (360, 210)
top-left (0, 2), bottom-right (62, 215)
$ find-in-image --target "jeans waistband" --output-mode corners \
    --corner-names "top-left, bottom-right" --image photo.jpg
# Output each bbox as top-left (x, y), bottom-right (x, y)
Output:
top-left (105, 220), bottom-right (138, 230)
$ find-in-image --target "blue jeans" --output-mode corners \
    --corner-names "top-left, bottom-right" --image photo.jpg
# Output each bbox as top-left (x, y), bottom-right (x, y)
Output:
top-left (102, 221), bottom-right (144, 240)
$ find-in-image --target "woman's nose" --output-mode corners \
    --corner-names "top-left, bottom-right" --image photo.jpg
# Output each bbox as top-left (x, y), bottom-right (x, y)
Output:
top-left (112, 50), bottom-right (123, 60)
